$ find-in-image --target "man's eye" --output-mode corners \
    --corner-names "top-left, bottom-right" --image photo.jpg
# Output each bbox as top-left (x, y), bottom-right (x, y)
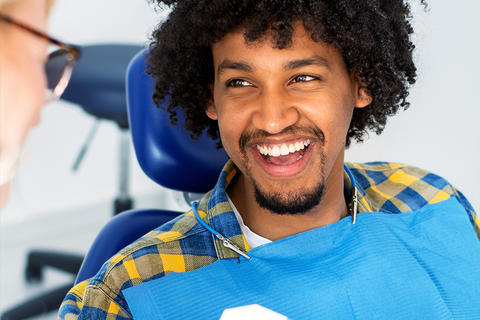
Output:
top-left (291, 75), bottom-right (318, 83)
top-left (226, 79), bottom-right (253, 88)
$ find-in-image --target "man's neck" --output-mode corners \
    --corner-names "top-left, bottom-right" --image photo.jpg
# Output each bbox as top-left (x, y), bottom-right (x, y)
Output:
top-left (228, 156), bottom-right (348, 241)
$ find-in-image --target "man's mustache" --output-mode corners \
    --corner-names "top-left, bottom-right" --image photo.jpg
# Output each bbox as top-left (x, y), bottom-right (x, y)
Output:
top-left (239, 126), bottom-right (325, 154)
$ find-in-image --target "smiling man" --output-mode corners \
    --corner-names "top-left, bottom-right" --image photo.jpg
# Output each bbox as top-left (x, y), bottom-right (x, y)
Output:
top-left (206, 25), bottom-right (372, 240)
top-left (60, 1), bottom-right (480, 319)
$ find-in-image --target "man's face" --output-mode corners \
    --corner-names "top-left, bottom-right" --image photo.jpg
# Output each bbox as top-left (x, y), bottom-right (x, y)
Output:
top-left (207, 24), bottom-right (370, 215)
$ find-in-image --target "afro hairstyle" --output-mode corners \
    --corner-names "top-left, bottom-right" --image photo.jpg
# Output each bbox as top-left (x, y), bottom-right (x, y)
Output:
top-left (148, 0), bottom-right (427, 147)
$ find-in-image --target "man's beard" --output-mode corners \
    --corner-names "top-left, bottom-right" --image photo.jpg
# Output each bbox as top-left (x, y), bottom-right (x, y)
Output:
top-left (252, 176), bottom-right (326, 215)
top-left (240, 125), bottom-right (326, 215)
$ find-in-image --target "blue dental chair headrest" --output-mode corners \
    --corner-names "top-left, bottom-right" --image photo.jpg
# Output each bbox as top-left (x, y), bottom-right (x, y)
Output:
top-left (126, 49), bottom-right (228, 193)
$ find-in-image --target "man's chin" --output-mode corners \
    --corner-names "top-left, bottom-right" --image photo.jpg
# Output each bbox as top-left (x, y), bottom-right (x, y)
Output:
top-left (253, 182), bottom-right (325, 215)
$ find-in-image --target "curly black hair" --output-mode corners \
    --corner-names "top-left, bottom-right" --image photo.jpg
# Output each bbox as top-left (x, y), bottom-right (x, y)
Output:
top-left (148, 0), bottom-right (427, 147)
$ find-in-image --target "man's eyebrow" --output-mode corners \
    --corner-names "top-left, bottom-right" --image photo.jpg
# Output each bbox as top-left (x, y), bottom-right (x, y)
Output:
top-left (217, 59), bottom-right (253, 77)
top-left (216, 56), bottom-right (329, 76)
top-left (284, 56), bottom-right (330, 70)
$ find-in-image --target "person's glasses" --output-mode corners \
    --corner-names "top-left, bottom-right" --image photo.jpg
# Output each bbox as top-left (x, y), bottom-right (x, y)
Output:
top-left (0, 13), bottom-right (81, 101)
top-left (44, 43), bottom-right (80, 100)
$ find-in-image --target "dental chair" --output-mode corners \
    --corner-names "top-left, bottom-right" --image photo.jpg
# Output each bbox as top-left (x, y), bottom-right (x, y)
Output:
top-left (74, 48), bottom-right (228, 283)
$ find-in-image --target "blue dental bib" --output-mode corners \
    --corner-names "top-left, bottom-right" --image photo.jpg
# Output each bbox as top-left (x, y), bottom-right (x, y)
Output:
top-left (123, 197), bottom-right (480, 319)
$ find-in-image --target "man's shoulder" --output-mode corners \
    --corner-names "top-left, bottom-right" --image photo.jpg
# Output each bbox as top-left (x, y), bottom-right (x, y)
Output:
top-left (346, 162), bottom-right (458, 213)
top-left (84, 202), bottom-right (218, 312)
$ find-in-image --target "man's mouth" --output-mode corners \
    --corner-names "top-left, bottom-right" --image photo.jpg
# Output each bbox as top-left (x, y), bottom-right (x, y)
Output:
top-left (253, 139), bottom-right (312, 172)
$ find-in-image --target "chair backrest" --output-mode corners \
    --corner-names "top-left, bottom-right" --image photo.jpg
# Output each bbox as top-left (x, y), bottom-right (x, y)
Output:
top-left (75, 48), bottom-right (228, 284)
top-left (127, 49), bottom-right (228, 193)
top-left (62, 44), bottom-right (144, 128)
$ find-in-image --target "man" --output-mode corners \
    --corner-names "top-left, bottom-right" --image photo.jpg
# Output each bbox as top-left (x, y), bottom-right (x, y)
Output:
top-left (59, 0), bottom-right (480, 319)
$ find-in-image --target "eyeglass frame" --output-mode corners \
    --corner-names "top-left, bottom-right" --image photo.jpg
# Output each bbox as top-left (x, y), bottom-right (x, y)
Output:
top-left (0, 12), bottom-right (81, 100)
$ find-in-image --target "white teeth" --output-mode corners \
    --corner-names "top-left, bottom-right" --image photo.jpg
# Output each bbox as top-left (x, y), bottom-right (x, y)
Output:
top-left (280, 144), bottom-right (289, 156)
top-left (271, 145), bottom-right (280, 157)
top-left (257, 139), bottom-right (311, 158)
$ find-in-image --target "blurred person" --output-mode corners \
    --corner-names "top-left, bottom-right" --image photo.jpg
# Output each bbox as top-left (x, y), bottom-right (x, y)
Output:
top-left (0, 0), bottom-right (79, 206)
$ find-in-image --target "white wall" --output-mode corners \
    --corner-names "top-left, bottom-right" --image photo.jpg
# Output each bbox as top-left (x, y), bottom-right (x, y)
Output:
top-left (345, 1), bottom-right (480, 212)
top-left (1, 0), bottom-right (479, 225)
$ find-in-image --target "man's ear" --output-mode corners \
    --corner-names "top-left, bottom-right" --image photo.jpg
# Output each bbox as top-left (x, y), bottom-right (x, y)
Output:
top-left (205, 99), bottom-right (218, 120)
top-left (352, 73), bottom-right (373, 109)
top-left (205, 86), bottom-right (218, 120)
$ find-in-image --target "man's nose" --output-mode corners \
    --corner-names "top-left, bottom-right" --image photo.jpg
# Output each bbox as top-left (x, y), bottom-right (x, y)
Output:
top-left (251, 88), bottom-right (299, 135)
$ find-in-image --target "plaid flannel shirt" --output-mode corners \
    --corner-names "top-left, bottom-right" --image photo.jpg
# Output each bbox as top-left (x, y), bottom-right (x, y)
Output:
top-left (58, 160), bottom-right (479, 319)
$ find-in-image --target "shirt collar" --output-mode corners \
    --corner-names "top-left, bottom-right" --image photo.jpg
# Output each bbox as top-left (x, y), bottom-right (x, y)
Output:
top-left (344, 161), bottom-right (377, 213)
top-left (204, 161), bottom-right (247, 259)
top-left (203, 160), bottom-right (376, 259)
top-left (343, 162), bottom-right (379, 213)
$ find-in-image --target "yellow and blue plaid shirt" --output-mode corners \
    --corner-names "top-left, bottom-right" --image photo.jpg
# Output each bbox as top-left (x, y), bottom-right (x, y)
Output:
top-left (59, 161), bottom-right (479, 319)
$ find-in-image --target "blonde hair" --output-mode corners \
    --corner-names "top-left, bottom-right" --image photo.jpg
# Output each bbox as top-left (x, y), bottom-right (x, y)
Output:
top-left (0, 0), bottom-right (55, 14)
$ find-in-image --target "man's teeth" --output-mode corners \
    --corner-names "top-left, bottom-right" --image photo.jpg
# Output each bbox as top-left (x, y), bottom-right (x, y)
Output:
top-left (256, 139), bottom-right (311, 157)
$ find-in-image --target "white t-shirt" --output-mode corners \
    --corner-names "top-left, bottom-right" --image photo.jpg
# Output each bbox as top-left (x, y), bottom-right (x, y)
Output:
top-left (226, 194), bottom-right (272, 249)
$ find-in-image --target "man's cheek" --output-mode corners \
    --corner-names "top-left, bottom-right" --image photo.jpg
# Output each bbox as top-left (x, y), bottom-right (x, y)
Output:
top-left (219, 132), bottom-right (240, 160)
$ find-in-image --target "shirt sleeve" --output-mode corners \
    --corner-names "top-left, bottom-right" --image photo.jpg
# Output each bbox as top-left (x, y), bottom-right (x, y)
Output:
top-left (58, 280), bottom-right (132, 320)
top-left (453, 187), bottom-right (480, 241)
